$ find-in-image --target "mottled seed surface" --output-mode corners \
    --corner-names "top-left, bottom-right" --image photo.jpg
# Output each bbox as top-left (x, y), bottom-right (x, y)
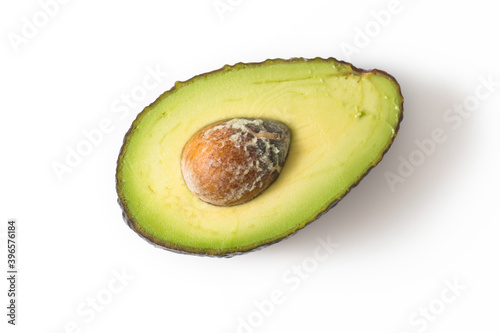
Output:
top-left (181, 118), bottom-right (291, 206)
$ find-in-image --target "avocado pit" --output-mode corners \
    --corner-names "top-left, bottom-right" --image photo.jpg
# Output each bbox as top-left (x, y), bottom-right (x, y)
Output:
top-left (181, 118), bottom-right (291, 206)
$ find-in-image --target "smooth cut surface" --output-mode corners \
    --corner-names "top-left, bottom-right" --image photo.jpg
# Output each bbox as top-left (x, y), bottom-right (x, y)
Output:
top-left (116, 58), bottom-right (403, 255)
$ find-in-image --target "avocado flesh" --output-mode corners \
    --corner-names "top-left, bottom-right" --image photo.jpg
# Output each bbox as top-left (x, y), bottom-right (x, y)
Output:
top-left (117, 58), bottom-right (403, 256)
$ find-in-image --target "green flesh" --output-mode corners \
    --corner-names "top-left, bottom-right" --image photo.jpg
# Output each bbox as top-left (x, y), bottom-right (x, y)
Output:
top-left (116, 58), bottom-right (403, 256)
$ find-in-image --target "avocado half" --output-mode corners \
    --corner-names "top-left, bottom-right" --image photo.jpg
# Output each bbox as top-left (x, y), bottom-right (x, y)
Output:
top-left (116, 57), bottom-right (403, 257)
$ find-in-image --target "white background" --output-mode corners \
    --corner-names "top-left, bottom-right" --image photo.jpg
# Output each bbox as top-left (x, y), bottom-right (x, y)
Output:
top-left (1, 0), bottom-right (499, 332)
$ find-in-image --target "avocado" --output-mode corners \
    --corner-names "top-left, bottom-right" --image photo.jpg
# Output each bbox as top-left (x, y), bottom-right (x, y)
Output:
top-left (116, 57), bottom-right (403, 257)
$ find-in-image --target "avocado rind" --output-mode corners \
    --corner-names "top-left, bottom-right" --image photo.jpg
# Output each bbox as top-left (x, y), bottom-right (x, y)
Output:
top-left (116, 57), bottom-right (404, 257)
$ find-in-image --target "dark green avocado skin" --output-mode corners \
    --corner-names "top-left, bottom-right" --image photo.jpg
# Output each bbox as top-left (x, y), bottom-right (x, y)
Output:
top-left (116, 57), bottom-right (404, 258)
